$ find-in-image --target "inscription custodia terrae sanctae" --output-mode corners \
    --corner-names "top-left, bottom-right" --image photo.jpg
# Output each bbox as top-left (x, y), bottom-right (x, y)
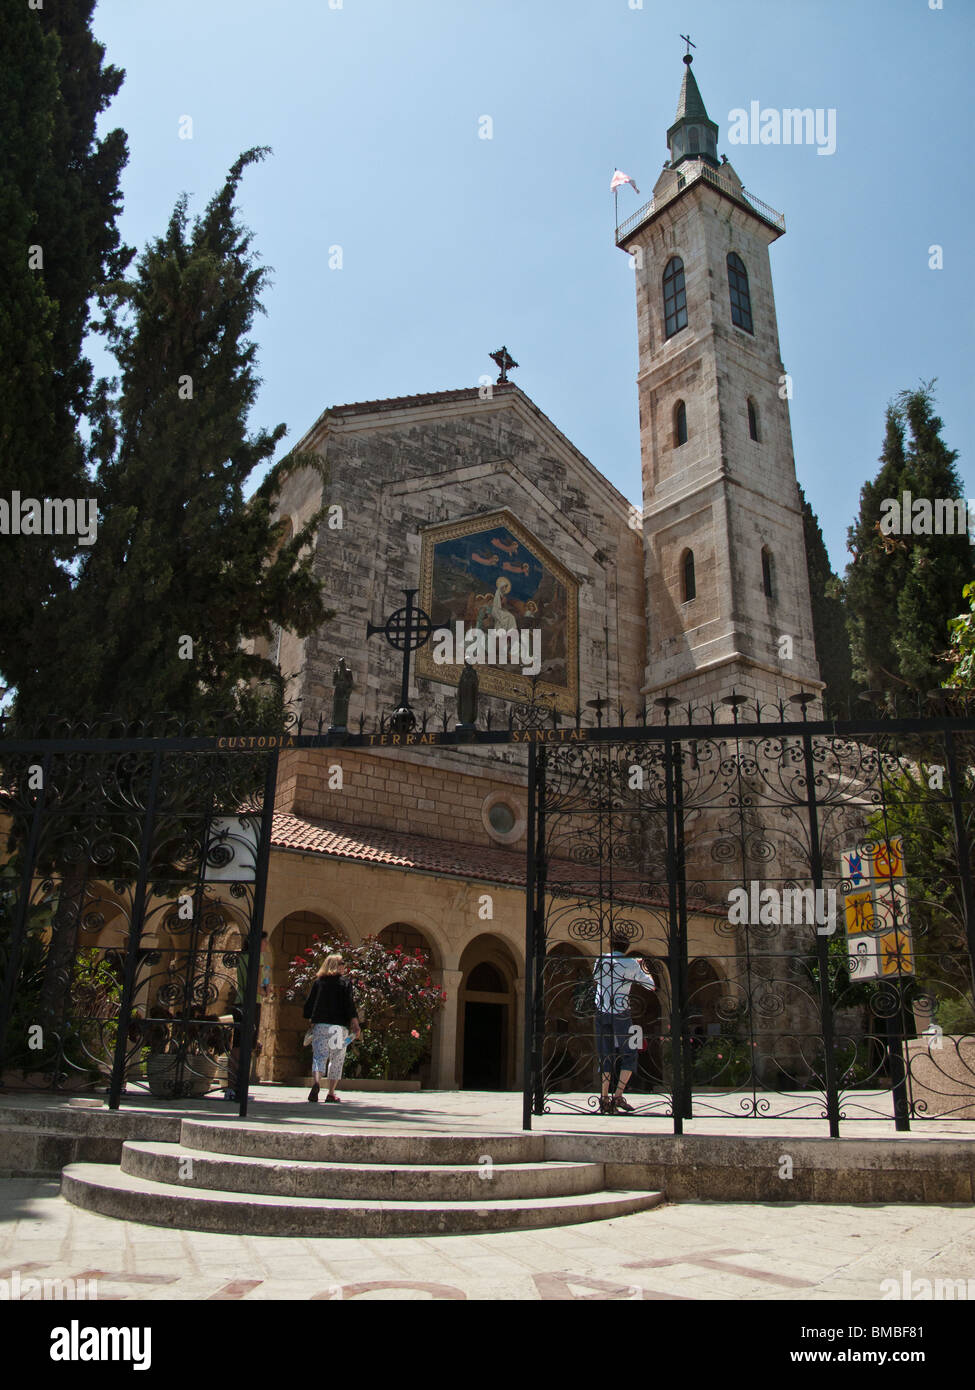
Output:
top-left (365, 728), bottom-right (590, 746)
top-left (210, 729), bottom-right (593, 750)
top-left (216, 735), bottom-right (298, 749)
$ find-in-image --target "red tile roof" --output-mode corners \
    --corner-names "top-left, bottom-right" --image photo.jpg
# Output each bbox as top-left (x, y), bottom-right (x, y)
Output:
top-left (271, 812), bottom-right (723, 915)
top-left (272, 811), bottom-right (525, 885)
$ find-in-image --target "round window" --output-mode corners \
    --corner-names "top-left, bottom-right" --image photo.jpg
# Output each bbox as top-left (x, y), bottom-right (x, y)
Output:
top-left (488, 803), bottom-right (516, 835)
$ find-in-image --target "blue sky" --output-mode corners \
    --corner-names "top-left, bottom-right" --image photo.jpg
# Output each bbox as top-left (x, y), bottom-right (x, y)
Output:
top-left (90, 0), bottom-right (974, 571)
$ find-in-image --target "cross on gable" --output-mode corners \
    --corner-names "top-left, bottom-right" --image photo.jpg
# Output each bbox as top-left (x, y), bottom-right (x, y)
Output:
top-left (680, 33), bottom-right (696, 56)
top-left (489, 346), bottom-right (518, 384)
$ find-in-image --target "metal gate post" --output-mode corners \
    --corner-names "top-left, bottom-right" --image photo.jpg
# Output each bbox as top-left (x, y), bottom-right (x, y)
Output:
top-left (873, 739), bottom-right (911, 1131)
top-left (522, 742), bottom-right (538, 1131)
top-left (237, 748), bottom-right (280, 1118)
top-left (944, 729), bottom-right (975, 993)
top-left (108, 750), bottom-right (163, 1109)
top-left (531, 746), bottom-right (548, 1116)
top-left (665, 734), bottom-right (686, 1135)
top-left (882, 986), bottom-right (911, 1132)
top-left (801, 729), bottom-right (841, 1137)
top-left (673, 736), bottom-right (693, 1121)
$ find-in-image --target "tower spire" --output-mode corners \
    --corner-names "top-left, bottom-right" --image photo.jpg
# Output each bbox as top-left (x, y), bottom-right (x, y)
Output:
top-left (667, 47), bottom-right (719, 169)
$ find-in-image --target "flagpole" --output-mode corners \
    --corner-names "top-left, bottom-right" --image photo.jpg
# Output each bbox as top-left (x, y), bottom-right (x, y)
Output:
top-left (613, 169), bottom-right (618, 236)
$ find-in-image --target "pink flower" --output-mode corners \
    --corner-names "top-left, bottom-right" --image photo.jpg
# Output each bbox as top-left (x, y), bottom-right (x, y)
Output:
top-left (410, 1029), bottom-right (419, 1039)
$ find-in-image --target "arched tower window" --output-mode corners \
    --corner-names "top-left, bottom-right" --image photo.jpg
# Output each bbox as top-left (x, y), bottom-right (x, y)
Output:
top-left (681, 549), bottom-right (696, 603)
top-left (674, 400), bottom-right (688, 447)
top-left (662, 256), bottom-right (687, 338)
top-left (762, 547), bottom-right (774, 599)
top-left (727, 253), bottom-right (753, 334)
top-left (747, 398), bottom-right (760, 441)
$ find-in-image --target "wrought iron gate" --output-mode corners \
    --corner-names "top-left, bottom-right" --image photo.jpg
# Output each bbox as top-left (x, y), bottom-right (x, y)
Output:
top-left (523, 710), bottom-right (975, 1133)
top-left (0, 725), bottom-right (278, 1115)
top-left (3, 700), bottom-right (975, 1132)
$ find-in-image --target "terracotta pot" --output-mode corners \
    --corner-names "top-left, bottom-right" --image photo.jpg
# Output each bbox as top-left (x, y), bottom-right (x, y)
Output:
top-left (146, 1052), bottom-right (218, 1099)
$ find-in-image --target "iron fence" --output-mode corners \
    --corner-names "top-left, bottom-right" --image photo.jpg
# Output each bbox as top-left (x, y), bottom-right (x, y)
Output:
top-left (2, 695), bottom-right (974, 1134)
top-left (0, 726), bottom-right (277, 1115)
top-left (524, 712), bottom-right (975, 1133)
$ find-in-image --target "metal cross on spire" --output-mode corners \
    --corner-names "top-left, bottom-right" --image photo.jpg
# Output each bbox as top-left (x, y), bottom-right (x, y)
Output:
top-left (680, 32), bottom-right (696, 57)
top-left (490, 346), bottom-right (518, 384)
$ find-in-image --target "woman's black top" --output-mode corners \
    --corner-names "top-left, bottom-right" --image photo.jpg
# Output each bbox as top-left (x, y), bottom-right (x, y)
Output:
top-left (303, 976), bottom-right (359, 1028)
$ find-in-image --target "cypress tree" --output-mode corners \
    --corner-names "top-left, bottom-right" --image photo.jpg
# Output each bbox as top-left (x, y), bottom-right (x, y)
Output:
top-left (894, 386), bottom-right (973, 689)
top-left (844, 407), bottom-right (907, 692)
top-left (13, 148), bottom-right (329, 726)
top-left (843, 385), bottom-right (972, 694)
top-left (798, 485), bottom-right (857, 715)
top-left (7, 150), bottom-right (330, 1036)
top-left (0, 1), bottom-right (130, 688)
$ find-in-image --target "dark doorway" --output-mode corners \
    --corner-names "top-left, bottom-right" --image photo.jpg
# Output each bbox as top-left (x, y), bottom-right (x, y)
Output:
top-left (463, 1002), bottom-right (506, 1088)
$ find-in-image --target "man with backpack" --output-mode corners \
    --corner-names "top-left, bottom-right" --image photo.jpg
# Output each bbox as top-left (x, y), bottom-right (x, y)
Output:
top-left (592, 935), bottom-right (656, 1114)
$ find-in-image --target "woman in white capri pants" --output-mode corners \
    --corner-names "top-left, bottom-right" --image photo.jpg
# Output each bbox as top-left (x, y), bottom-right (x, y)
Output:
top-left (302, 954), bottom-right (362, 1103)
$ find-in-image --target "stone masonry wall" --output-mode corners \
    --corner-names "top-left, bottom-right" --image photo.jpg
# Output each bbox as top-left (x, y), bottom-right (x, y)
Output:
top-left (275, 747), bottom-right (528, 851)
top-left (630, 172), bottom-right (820, 704)
top-left (271, 388), bottom-right (648, 797)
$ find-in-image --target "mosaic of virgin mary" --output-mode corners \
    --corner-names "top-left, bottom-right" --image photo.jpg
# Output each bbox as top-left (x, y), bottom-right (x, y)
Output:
top-left (417, 513), bottom-right (578, 707)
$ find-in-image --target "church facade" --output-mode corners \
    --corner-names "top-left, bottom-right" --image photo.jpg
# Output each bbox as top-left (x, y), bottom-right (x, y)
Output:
top-left (254, 54), bottom-right (823, 1091)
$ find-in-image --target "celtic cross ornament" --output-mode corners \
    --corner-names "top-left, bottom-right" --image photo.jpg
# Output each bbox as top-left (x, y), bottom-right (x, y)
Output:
top-left (366, 589), bottom-right (436, 733)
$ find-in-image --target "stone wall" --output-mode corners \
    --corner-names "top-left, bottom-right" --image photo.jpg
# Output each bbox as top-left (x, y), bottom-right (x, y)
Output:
top-left (276, 746), bottom-right (528, 850)
top-left (272, 387), bottom-right (646, 789)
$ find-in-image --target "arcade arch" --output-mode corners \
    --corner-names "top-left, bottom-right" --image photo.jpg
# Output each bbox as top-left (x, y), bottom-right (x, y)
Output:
top-left (457, 934), bottom-right (520, 1090)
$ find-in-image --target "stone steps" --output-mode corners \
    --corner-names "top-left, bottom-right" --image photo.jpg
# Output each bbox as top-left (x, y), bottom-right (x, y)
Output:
top-left (60, 1121), bottom-right (664, 1235)
top-left (0, 1124), bottom-right (74, 1179)
top-left (121, 1141), bottom-right (606, 1201)
top-left (0, 1120), bottom-right (134, 1176)
top-left (61, 1163), bottom-right (662, 1236)
top-left (178, 1120), bottom-right (547, 1165)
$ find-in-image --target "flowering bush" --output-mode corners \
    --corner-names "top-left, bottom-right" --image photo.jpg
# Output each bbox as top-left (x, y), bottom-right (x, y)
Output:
top-left (285, 932), bottom-right (446, 1081)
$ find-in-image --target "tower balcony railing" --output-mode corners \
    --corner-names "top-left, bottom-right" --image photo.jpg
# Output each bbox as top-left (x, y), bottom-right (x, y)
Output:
top-left (615, 161), bottom-right (785, 244)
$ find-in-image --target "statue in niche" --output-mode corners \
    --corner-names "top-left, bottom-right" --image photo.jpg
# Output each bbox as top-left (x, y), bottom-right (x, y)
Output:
top-left (456, 660), bottom-right (479, 727)
top-left (330, 658), bottom-right (354, 729)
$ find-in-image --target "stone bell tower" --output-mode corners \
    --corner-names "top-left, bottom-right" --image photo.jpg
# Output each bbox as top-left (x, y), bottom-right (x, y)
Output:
top-left (617, 51), bottom-right (822, 712)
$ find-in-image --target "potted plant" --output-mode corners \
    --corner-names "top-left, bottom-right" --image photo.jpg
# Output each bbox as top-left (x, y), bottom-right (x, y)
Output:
top-left (141, 1011), bottom-right (222, 1098)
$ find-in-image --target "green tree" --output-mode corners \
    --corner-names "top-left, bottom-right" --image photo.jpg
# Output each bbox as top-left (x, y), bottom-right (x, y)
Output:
top-left (945, 582), bottom-right (975, 691)
top-left (5, 150), bottom-right (331, 1039)
top-left (11, 148), bottom-right (328, 726)
top-left (843, 385), bottom-right (973, 694)
top-left (798, 485), bottom-right (857, 714)
top-left (0, 1), bottom-right (131, 691)
top-left (865, 762), bottom-right (974, 1023)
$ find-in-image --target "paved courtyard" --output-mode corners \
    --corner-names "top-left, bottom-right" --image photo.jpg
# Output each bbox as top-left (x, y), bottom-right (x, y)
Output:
top-left (3, 1083), bottom-right (972, 1138)
top-left (3, 1177), bottom-right (974, 1301)
top-left (1, 1087), bottom-right (973, 1300)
